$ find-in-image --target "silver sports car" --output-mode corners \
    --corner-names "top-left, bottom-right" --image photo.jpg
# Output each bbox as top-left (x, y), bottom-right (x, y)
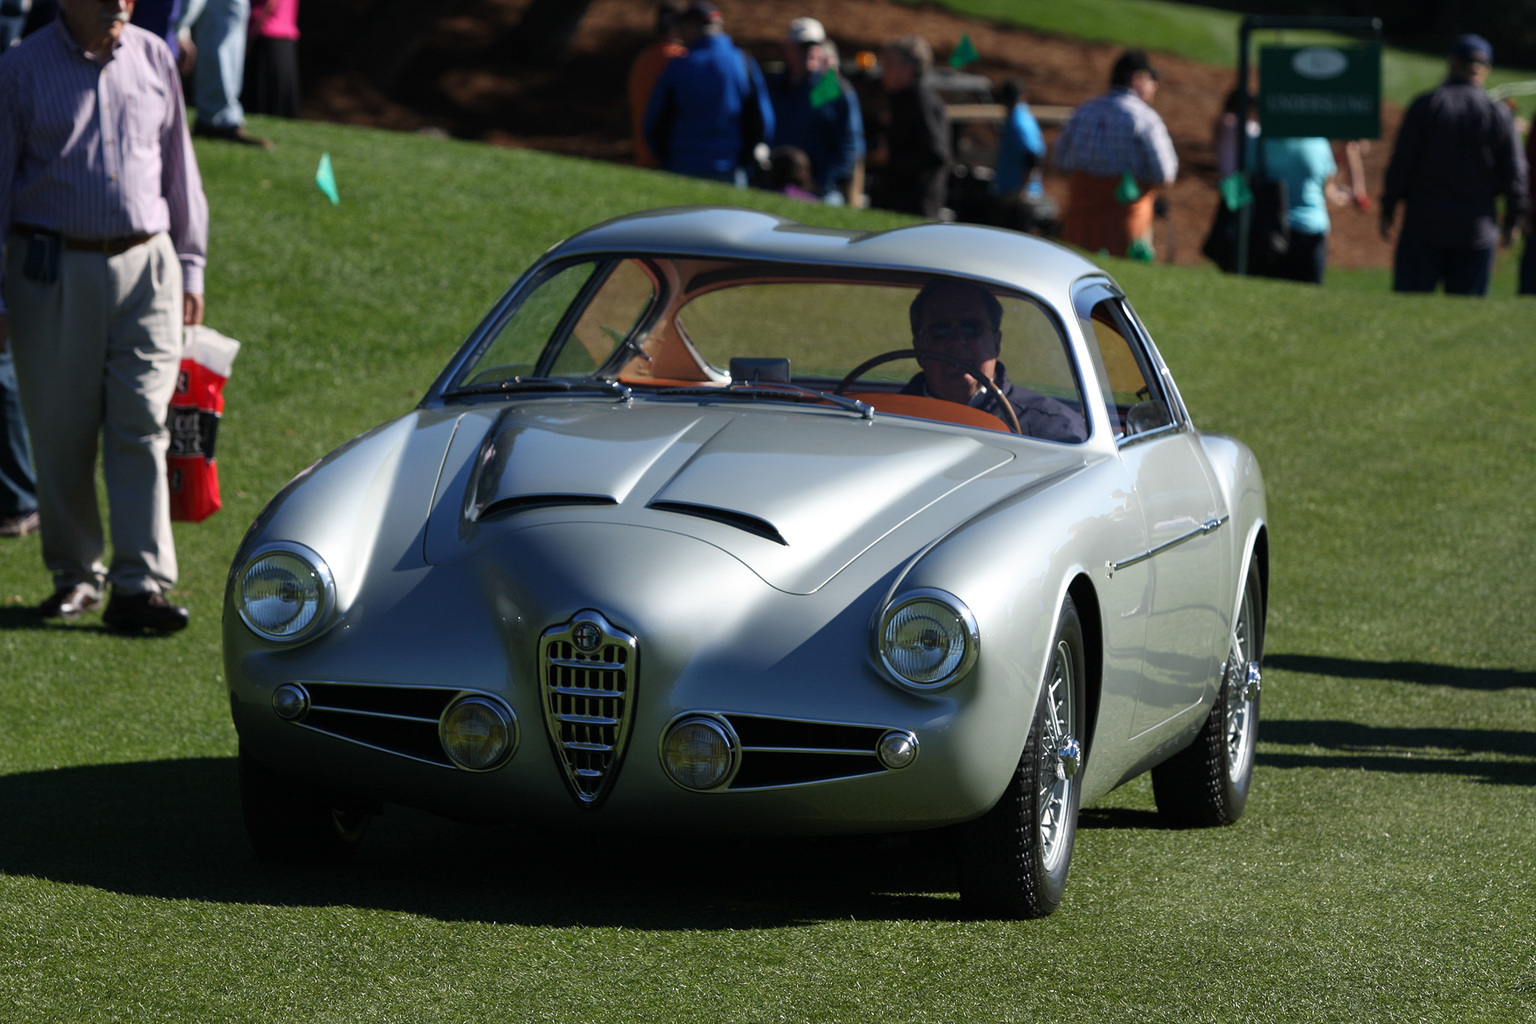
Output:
top-left (226, 207), bottom-right (1267, 918)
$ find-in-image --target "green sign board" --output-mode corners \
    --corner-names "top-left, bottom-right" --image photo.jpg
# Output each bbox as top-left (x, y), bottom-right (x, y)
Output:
top-left (1258, 43), bottom-right (1381, 139)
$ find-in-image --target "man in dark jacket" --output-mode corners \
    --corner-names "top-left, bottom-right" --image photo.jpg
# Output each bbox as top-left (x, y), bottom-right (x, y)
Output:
top-left (643, 2), bottom-right (774, 185)
top-left (901, 280), bottom-right (1085, 443)
top-left (1380, 34), bottom-right (1528, 296)
top-left (875, 34), bottom-right (950, 219)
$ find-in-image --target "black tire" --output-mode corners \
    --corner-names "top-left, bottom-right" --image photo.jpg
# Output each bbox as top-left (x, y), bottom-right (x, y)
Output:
top-left (958, 597), bottom-right (1086, 918)
top-left (1152, 553), bottom-right (1265, 827)
top-left (239, 745), bottom-right (370, 864)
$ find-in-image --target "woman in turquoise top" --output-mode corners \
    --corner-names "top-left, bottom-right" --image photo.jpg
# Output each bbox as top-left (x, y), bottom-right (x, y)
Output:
top-left (1247, 135), bottom-right (1338, 284)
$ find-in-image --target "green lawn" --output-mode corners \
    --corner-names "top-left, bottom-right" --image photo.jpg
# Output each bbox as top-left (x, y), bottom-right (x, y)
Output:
top-left (1, 114), bottom-right (1533, 1023)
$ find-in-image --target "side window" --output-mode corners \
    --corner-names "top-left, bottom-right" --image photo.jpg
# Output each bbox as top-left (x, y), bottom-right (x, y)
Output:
top-left (460, 261), bottom-right (597, 387)
top-left (1084, 299), bottom-right (1172, 440)
top-left (551, 259), bottom-right (658, 377)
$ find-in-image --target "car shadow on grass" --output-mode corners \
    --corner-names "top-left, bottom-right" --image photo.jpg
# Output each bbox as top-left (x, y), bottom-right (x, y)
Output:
top-left (0, 757), bottom-right (991, 927)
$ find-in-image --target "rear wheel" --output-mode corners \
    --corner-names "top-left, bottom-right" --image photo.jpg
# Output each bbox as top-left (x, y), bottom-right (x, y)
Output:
top-left (1152, 553), bottom-right (1264, 826)
top-left (239, 745), bottom-right (371, 864)
top-left (958, 597), bottom-right (1086, 918)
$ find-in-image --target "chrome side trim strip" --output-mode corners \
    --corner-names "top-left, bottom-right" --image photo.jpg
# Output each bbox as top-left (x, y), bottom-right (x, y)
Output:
top-left (1107, 514), bottom-right (1228, 576)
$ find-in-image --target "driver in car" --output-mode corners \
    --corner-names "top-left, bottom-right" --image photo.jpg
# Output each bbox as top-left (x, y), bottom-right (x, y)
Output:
top-left (902, 280), bottom-right (1087, 442)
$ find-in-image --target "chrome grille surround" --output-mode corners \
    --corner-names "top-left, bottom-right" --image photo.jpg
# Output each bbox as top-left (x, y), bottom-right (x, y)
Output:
top-left (538, 610), bottom-right (638, 807)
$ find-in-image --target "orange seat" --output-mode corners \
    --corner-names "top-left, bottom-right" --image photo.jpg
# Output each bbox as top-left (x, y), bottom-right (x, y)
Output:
top-left (844, 392), bottom-right (1010, 433)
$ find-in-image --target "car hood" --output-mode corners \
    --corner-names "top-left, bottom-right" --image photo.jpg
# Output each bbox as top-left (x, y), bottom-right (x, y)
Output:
top-left (424, 399), bottom-right (1085, 594)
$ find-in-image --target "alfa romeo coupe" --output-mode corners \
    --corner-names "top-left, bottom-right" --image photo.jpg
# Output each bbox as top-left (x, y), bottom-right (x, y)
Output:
top-left (225, 207), bottom-right (1268, 918)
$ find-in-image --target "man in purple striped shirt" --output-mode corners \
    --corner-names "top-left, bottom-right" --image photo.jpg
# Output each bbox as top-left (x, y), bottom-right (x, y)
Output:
top-left (0, 0), bottom-right (209, 632)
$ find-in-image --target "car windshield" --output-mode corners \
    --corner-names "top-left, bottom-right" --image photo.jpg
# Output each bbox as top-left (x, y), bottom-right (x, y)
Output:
top-left (451, 256), bottom-right (1087, 442)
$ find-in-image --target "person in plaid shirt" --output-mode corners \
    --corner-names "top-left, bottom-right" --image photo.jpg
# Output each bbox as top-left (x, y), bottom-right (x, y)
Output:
top-left (1054, 49), bottom-right (1178, 259)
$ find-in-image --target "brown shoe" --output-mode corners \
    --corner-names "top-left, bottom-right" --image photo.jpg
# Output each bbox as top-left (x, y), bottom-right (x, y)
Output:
top-left (193, 120), bottom-right (273, 149)
top-left (103, 590), bottom-right (190, 633)
top-left (0, 510), bottom-right (39, 537)
top-left (38, 584), bottom-right (103, 621)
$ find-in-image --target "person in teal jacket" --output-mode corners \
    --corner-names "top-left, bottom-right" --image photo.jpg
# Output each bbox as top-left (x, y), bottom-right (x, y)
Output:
top-left (1248, 134), bottom-right (1337, 284)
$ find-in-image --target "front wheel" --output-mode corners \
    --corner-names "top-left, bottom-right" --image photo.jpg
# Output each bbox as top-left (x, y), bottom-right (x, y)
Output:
top-left (1152, 552), bottom-right (1265, 826)
top-left (239, 745), bottom-right (371, 864)
top-left (957, 597), bottom-right (1086, 918)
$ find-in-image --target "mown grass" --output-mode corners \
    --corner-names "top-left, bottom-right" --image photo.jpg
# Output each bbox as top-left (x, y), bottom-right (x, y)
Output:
top-left (1, 113), bottom-right (1532, 1023)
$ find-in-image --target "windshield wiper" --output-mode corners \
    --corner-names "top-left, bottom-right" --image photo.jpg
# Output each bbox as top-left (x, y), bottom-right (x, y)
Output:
top-left (447, 377), bottom-right (632, 402)
top-left (658, 382), bottom-right (873, 420)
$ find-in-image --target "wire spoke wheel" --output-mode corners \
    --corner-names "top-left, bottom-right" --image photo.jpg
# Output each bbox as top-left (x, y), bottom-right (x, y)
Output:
top-left (1152, 552), bottom-right (1265, 827)
top-left (958, 597), bottom-right (1085, 918)
top-left (1036, 638), bottom-right (1077, 872)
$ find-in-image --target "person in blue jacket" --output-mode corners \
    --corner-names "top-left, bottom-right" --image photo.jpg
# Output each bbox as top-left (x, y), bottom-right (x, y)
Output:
top-left (992, 78), bottom-right (1046, 199)
top-left (644, 2), bottom-right (774, 185)
top-left (765, 17), bottom-right (864, 204)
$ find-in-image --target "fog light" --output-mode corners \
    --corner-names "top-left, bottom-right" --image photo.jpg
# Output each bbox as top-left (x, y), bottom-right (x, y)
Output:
top-left (876, 730), bottom-right (918, 770)
top-left (439, 696), bottom-right (516, 771)
top-left (272, 683), bottom-right (310, 721)
top-left (661, 717), bottom-right (738, 791)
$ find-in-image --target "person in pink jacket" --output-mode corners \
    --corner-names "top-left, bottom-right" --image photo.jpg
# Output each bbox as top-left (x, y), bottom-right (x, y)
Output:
top-left (244, 0), bottom-right (300, 118)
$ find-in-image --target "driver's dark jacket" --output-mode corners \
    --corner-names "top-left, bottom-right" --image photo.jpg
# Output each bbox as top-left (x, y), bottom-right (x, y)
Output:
top-left (901, 362), bottom-right (1086, 442)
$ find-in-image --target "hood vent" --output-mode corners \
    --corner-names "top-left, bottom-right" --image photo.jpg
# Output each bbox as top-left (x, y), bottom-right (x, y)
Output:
top-left (538, 610), bottom-right (638, 807)
top-left (478, 494), bottom-right (617, 521)
top-left (648, 501), bottom-right (787, 545)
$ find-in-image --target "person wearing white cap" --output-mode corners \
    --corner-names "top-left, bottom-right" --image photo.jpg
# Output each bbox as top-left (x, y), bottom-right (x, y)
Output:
top-left (766, 16), bottom-right (865, 203)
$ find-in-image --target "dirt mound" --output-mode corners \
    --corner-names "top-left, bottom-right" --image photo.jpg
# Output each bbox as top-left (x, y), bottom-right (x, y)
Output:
top-left (306, 0), bottom-right (1399, 269)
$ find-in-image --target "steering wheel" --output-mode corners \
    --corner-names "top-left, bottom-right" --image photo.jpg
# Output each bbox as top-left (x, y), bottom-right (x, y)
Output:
top-left (833, 348), bottom-right (1023, 435)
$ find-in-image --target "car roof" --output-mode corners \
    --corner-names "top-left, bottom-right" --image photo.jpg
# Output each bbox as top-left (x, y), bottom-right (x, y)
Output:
top-left (545, 206), bottom-right (1115, 298)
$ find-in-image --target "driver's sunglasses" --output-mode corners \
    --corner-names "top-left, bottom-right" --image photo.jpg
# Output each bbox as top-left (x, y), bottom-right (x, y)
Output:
top-left (921, 319), bottom-right (988, 344)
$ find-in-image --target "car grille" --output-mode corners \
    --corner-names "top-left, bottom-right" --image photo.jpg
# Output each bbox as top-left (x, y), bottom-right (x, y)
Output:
top-left (721, 714), bottom-right (890, 790)
top-left (539, 611), bottom-right (637, 806)
top-left (285, 682), bottom-right (462, 767)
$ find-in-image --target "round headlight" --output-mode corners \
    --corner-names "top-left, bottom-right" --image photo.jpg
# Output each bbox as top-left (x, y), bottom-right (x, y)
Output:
top-left (660, 717), bottom-right (738, 791)
top-left (878, 589), bottom-right (979, 689)
top-left (237, 545), bottom-right (334, 642)
top-left (440, 696), bottom-right (516, 771)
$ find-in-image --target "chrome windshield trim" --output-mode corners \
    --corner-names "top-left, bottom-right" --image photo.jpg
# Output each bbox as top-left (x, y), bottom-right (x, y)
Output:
top-left (1107, 515), bottom-right (1229, 576)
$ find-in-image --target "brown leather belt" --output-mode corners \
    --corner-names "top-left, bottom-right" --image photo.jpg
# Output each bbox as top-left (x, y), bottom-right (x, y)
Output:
top-left (12, 224), bottom-right (156, 255)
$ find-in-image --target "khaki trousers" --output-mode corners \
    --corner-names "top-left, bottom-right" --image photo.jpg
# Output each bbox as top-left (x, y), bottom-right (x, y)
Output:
top-left (4, 233), bottom-right (183, 596)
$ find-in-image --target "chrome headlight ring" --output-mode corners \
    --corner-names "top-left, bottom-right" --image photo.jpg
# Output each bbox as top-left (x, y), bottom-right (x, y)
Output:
top-left (876, 588), bottom-right (980, 691)
top-left (235, 542), bottom-right (337, 644)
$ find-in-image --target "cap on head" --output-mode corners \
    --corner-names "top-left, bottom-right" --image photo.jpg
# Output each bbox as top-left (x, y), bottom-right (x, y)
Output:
top-left (788, 17), bottom-right (826, 45)
top-left (680, 1), bottom-right (720, 25)
top-left (1111, 48), bottom-right (1159, 87)
top-left (1451, 33), bottom-right (1492, 65)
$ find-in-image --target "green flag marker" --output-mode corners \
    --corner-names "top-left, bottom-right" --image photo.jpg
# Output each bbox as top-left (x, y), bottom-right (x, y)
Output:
top-left (1115, 171), bottom-right (1140, 204)
top-left (316, 153), bottom-right (340, 205)
top-left (809, 70), bottom-right (842, 109)
top-left (1219, 172), bottom-right (1253, 211)
top-left (949, 33), bottom-right (978, 69)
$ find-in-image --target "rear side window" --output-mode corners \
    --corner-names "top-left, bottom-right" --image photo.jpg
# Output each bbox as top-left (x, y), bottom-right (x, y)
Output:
top-left (1082, 297), bottom-right (1173, 441)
